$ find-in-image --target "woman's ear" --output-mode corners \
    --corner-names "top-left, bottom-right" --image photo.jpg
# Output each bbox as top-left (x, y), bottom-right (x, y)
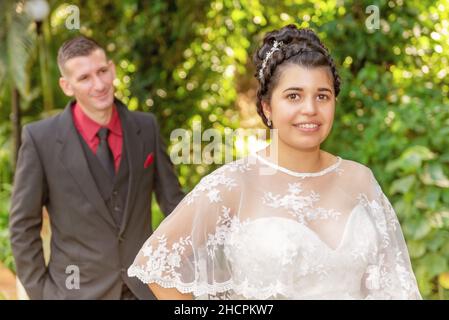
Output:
top-left (261, 100), bottom-right (271, 120)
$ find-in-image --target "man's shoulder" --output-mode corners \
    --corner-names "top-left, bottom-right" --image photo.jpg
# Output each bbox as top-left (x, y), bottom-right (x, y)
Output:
top-left (24, 110), bottom-right (64, 138)
top-left (115, 99), bottom-right (159, 128)
top-left (127, 109), bottom-right (156, 122)
top-left (125, 109), bottom-right (159, 132)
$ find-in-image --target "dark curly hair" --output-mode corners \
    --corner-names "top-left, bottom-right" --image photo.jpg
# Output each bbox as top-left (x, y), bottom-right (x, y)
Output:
top-left (253, 24), bottom-right (341, 128)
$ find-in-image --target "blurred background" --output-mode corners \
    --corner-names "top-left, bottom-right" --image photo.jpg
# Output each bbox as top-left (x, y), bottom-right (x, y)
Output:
top-left (0, 0), bottom-right (448, 300)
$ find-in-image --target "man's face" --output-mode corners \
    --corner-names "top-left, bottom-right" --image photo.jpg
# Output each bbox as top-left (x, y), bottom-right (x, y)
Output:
top-left (59, 49), bottom-right (116, 113)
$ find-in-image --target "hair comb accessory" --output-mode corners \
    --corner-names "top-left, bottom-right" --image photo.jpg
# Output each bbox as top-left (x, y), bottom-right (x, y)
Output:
top-left (258, 40), bottom-right (283, 80)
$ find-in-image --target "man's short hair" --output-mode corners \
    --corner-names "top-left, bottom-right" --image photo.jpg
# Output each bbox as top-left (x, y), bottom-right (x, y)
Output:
top-left (57, 36), bottom-right (105, 74)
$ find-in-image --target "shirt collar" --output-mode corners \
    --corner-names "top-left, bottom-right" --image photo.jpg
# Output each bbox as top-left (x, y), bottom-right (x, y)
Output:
top-left (73, 102), bottom-right (122, 142)
top-left (106, 105), bottom-right (122, 137)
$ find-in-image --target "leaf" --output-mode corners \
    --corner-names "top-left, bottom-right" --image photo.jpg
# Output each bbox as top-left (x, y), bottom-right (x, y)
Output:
top-left (386, 145), bottom-right (435, 173)
top-left (0, 0), bottom-right (12, 90)
top-left (231, 9), bottom-right (246, 22)
top-left (425, 188), bottom-right (441, 210)
top-left (421, 254), bottom-right (448, 278)
top-left (390, 175), bottom-right (415, 195)
top-left (403, 217), bottom-right (432, 241)
top-left (442, 190), bottom-right (449, 204)
top-left (415, 265), bottom-right (434, 296)
top-left (426, 231), bottom-right (449, 252)
top-left (407, 240), bottom-right (426, 259)
top-left (438, 272), bottom-right (449, 290)
top-left (440, 152), bottom-right (449, 163)
top-left (7, 3), bottom-right (35, 97)
top-left (420, 163), bottom-right (449, 188)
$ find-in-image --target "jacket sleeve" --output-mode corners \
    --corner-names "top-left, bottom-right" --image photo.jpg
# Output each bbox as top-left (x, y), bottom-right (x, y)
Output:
top-left (150, 115), bottom-right (185, 217)
top-left (9, 125), bottom-right (48, 300)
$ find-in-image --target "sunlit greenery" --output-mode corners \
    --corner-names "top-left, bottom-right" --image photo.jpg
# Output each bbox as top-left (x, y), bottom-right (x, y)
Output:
top-left (1, 0), bottom-right (448, 299)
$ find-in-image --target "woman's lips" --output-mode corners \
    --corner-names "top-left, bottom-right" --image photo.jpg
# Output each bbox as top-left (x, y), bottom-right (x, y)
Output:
top-left (293, 123), bottom-right (321, 132)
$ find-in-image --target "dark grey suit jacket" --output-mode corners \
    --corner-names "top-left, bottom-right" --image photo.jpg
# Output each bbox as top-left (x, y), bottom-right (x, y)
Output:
top-left (9, 99), bottom-right (185, 299)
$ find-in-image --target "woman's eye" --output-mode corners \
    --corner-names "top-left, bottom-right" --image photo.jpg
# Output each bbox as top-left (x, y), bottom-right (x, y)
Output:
top-left (317, 94), bottom-right (329, 100)
top-left (287, 93), bottom-right (300, 100)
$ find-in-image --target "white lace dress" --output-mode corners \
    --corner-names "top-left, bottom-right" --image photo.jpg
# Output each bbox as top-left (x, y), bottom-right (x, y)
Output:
top-left (128, 153), bottom-right (422, 300)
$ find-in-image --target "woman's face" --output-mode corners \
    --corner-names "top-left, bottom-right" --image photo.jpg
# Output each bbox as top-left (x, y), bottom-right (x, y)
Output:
top-left (263, 64), bottom-right (336, 152)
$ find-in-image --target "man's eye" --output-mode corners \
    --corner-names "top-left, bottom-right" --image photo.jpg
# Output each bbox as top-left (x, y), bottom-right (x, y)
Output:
top-left (100, 68), bottom-right (108, 73)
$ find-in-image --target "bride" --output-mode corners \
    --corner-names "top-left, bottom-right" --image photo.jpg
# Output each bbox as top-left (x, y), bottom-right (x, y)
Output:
top-left (128, 24), bottom-right (422, 300)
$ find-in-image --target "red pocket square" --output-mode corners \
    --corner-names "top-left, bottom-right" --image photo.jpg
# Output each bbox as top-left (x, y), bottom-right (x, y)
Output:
top-left (144, 152), bottom-right (154, 168)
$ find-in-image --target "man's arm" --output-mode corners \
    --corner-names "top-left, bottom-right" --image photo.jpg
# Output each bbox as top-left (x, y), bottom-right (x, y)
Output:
top-left (150, 115), bottom-right (185, 216)
top-left (9, 126), bottom-right (48, 300)
top-left (149, 283), bottom-right (193, 300)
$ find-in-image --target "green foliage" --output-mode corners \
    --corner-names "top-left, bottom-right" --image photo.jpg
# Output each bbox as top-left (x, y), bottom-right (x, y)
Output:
top-left (0, 1), bottom-right (36, 100)
top-left (0, 187), bottom-right (14, 273)
top-left (0, 130), bottom-right (14, 272)
top-left (0, 0), bottom-right (448, 299)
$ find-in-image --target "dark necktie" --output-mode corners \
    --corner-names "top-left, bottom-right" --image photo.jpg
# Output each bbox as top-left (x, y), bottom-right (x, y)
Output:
top-left (96, 127), bottom-right (115, 178)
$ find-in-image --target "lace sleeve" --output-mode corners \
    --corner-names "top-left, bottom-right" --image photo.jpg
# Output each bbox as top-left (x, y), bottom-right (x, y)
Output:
top-left (360, 170), bottom-right (422, 300)
top-left (127, 165), bottom-right (242, 298)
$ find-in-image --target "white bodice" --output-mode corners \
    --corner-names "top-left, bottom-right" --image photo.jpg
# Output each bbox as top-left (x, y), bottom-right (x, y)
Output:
top-left (224, 204), bottom-right (377, 299)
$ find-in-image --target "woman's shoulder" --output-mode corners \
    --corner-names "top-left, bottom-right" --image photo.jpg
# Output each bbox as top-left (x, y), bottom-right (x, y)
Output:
top-left (183, 157), bottom-right (255, 206)
top-left (204, 155), bottom-right (256, 177)
top-left (336, 158), bottom-right (383, 198)
top-left (340, 157), bottom-right (371, 172)
top-left (194, 156), bottom-right (256, 189)
top-left (339, 157), bottom-right (375, 180)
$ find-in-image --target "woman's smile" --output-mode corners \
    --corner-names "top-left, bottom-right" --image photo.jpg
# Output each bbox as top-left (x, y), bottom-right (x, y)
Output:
top-left (293, 122), bottom-right (322, 133)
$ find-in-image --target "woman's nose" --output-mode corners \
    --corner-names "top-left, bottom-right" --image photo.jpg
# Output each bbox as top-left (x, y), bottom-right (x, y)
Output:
top-left (300, 97), bottom-right (318, 115)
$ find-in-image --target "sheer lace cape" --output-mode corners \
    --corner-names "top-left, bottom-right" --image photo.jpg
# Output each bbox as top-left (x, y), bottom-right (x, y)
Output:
top-left (128, 153), bottom-right (422, 300)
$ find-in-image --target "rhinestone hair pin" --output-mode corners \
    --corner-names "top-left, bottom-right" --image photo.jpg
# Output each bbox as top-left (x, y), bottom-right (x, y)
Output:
top-left (258, 40), bottom-right (283, 80)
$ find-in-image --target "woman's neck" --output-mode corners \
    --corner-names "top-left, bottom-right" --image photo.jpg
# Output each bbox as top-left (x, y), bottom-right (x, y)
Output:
top-left (261, 139), bottom-right (331, 173)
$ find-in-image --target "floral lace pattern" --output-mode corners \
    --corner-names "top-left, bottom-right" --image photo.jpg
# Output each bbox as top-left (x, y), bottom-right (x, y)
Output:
top-left (127, 233), bottom-right (193, 290)
top-left (184, 172), bottom-right (237, 205)
top-left (207, 206), bottom-right (246, 257)
top-left (262, 182), bottom-right (341, 224)
top-left (359, 191), bottom-right (421, 300)
top-left (184, 158), bottom-right (252, 205)
top-left (128, 154), bottom-right (422, 300)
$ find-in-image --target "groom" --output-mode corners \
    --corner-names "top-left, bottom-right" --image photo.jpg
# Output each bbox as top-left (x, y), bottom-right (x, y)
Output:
top-left (9, 36), bottom-right (184, 299)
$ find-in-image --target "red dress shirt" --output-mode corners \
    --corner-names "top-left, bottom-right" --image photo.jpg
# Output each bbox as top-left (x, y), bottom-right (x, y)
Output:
top-left (72, 102), bottom-right (123, 172)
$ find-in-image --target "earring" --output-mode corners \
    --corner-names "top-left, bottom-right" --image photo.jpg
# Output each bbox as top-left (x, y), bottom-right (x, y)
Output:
top-left (267, 118), bottom-right (272, 127)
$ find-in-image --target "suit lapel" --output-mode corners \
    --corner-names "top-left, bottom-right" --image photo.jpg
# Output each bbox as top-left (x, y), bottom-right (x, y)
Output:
top-left (56, 101), bottom-right (117, 230)
top-left (116, 101), bottom-right (144, 236)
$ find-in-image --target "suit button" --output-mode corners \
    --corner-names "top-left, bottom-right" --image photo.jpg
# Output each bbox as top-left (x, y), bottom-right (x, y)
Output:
top-left (121, 268), bottom-right (126, 273)
top-left (114, 206), bottom-right (120, 211)
top-left (112, 190), bottom-right (118, 196)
